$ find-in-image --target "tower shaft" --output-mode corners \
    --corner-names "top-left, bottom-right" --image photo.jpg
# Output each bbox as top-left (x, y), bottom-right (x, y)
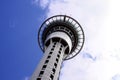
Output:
top-left (31, 41), bottom-right (65, 80)
top-left (31, 15), bottom-right (84, 80)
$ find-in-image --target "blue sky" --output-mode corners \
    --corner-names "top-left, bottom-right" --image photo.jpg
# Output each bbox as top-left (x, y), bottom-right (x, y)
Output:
top-left (1, 0), bottom-right (120, 80)
top-left (0, 0), bottom-right (47, 80)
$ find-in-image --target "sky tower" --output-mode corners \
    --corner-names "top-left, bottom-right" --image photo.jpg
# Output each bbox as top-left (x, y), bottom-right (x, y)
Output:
top-left (31, 15), bottom-right (85, 80)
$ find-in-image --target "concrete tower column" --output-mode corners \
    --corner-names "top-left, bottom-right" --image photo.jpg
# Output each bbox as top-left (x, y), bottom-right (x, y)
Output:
top-left (31, 31), bottom-right (72, 80)
top-left (31, 42), bottom-right (65, 80)
top-left (30, 15), bottom-right (85, 80)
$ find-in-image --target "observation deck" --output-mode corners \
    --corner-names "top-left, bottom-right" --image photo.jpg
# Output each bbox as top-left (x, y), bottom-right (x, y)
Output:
top-left (38, 15), bottom-right (85, 60)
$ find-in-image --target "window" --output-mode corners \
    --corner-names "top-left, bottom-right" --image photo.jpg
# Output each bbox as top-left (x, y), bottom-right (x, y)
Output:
top-left (56, 58), bottom-right (58, 63)
top-left (59, 51), bottom-right (61, 54)
top-left (45, 60), bottom-right (49, 64)
top-left (39, 71), bottom-right (44, 77)
top-left (40, 71), bottom-right (44, 74)
top-left (54, 42), bottom-right (56, 45)
top-left (51, 48), bottom-right (54, 51)
top-left (53, 45), bottom-right (55, 47)
top-left (42, 65), bottom-right (47, 70)
top-left (60, 47), bottom-right (62, 51)
top-left (54, 63), bottom-right (57, 68)
top-left (49, 52), bottom-right (52, 54)
top-left (57, 54), bottom-right (60, 58)
top-left (50, 74), bottom-right (54, 80)
top-left (47, 56), bottom-right (51, 59)
top-left (52, 68), bottom-right (56, 74)
top-left (37, 78), bottom-right (41, 80)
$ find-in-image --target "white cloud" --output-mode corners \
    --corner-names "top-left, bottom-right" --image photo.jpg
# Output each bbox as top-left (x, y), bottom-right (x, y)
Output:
top-left (34, 0), bottom-right (120, 80)
top-left (60, 53), bottom-right (120, 80)
top-left (112, 74), bottom-right (120, 80)
top-left (32, 0), bottom-right (49, 9)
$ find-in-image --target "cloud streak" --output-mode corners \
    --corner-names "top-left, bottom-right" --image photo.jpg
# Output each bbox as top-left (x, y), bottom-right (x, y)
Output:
top-left (82, 52), bottom-right (96, 61)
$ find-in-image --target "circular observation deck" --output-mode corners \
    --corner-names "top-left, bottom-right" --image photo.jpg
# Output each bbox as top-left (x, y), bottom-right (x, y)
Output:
top-left (38, 15), bottom-right (85, 60)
